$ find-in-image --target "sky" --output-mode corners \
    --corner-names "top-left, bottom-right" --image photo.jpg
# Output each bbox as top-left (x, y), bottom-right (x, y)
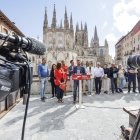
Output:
top-left (0, 0), bottom-right (140, 57)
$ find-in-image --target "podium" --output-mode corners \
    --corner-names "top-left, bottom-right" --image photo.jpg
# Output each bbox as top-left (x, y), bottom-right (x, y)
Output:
top-left (72, 74), bottom-right (91, 109)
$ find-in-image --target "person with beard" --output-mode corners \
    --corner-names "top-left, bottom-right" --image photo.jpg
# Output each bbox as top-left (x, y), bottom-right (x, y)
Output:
top-left (109, 63), bottom-right (119, 94)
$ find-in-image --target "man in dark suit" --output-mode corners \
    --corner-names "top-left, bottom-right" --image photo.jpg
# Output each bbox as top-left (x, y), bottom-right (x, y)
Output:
top-left (73, 60), bottom-right (86, 103)
top-left (68, 60), bottom-right (75, 77)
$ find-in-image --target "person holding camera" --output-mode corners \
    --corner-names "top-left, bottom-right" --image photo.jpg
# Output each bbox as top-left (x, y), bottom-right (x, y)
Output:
top-left (38, 58), bottom-right (49, 102)
top-left (109, 63), bottom-right (119, 94)
top-left (137, 68), bottom-right (140, 93)
top-left (127, 67), bottom-right (137, 93)
top-left (118, 64), bottom-right (126, 93)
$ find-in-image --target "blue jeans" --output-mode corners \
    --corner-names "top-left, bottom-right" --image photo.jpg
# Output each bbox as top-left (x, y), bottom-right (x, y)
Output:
top-left (110, 78), bottom-right (118, 92)
top-left (73, 80), bottom-right (79, 101)
top-left (40, 78), bottom-right (47, 98)
top-left (119, 77), bottom-right (126, 90)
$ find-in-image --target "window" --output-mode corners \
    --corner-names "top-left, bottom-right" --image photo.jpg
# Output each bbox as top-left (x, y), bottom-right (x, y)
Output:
top-left (3, 28), bottom-right (8, 34)
top-left (100, 49), bottom-right (103, 56)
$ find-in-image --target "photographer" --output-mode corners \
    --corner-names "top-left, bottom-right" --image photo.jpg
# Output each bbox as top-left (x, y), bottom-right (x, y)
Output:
top-left (137, 68), bottom-right (140, 93)
top-left (127, 66), bottom-right (137, 93)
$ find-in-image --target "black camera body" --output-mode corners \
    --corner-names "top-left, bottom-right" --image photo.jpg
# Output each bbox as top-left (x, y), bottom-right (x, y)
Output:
top-left (0, 63), bottom-right (19, 101)
top-left (127, 55), bottom-right (140, 68)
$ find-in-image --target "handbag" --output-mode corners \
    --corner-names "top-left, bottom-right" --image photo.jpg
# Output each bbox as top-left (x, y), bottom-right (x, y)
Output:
top-left (59, 83), bottom-right (66, 91)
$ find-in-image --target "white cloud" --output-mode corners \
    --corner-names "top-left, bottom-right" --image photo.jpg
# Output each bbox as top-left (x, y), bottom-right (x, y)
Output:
top-left (102, 21), bottom-right (108, 29)
top-left (113, 0), bottom-right (140, 34)
top-left (105, 33), bottom-right (118, 57)
top-left (101, 4), bottom-right (106, 9)
top-left (105, 33), bottom-right (118, 43)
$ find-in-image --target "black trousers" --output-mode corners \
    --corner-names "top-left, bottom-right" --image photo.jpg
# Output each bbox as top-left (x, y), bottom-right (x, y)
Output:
top-left (56, 86), bottom-right (64, 100)
top-left (128, 77), bottom-right (136, 92)
top-left (95, 77), bottom-right (102, 94)
top-left (51, 81), bottom-right (56, 96)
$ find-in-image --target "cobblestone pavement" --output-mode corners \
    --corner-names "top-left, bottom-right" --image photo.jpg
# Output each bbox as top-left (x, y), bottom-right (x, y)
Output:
top-left (0, 92), bottom-right (140, 140)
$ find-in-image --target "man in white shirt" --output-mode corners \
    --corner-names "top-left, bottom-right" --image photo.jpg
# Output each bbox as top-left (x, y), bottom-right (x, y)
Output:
top-left (94, 62), bottom-right (104, 94)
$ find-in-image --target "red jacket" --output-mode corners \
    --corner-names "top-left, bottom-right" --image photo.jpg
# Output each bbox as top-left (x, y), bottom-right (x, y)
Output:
top-left (62, 66), bottom-right (68, 80)
top-left (54, 69), bottom-right (66, 86)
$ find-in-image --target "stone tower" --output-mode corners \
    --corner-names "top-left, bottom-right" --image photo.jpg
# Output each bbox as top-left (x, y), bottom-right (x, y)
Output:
top-left (90, 26), bottom-right (99, 56)
top-left (43, 5), bottom-right (77, 68)
top-left (75, 22), bottom-right (88, 51)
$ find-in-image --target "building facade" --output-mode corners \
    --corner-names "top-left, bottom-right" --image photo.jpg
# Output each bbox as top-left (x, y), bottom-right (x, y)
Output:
top-left (0, 10), bottom-right (25, 113)
top-left (43, 5), bottom-right (112, 68)
top-left (115, 20), bottom-right (140, 68)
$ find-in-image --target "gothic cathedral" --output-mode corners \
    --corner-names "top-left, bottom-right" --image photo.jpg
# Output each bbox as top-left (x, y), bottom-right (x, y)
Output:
top-left (43, 5), bottom-right (111, 68)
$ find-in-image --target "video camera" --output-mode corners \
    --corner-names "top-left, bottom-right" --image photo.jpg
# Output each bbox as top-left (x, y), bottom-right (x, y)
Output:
top-left (0, 32), bottom-right (46, 140)
top-left (127, 55), bottom-right (140, 68)
top-left (0, 32), bottom-right (46, 102)
top-left (120, 56), bottom-right (140, 140)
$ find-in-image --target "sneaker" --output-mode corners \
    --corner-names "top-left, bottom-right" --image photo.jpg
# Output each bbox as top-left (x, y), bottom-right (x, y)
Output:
top-left (58, 100), bottom-right (61, 103)
top-left (61, 99), bottom-right (64, 103)
top-left (118, 88), bottom-right (123, 93)
top-left (133, 91), bottom-right (138, 93)
top-left (51, 95), bottom-right (54, 98)
top-left (73, 101), bottom-right (76, 104)
top-left (43, 96), bottom-right (48, 99)
top-left (41, 98), bottom-right (45, 102)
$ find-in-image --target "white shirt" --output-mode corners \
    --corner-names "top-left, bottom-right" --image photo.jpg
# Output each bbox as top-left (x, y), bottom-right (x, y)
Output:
top-left (86, 66), bottom-right (95, 78)
top-left (94, 67), bottom-right (104, 77)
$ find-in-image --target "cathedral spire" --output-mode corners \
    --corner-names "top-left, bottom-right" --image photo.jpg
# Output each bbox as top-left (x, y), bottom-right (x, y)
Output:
top-left (76, 22), bottom-right (79, 31)
top-left (70, 13), bottom-right (73, 31)
top-left (94, 26), bottom-right (99, 41)
top-left (51, 3), bottom-right (57, 28)
top-left (64, 6), bottom-right (69, 29)
top-left (81, 22), bottom-right (83, 30)
top-left (104, 39), bottom-right (108, 47)
top-left (43, 7), bottom-right (48, 28)
top-left (84, 22), bottom-right (87, 32)
top-left (60, 19), bottom-right (63, 29)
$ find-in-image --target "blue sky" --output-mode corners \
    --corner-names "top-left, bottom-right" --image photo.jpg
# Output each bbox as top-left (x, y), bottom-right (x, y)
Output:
top-left (0, 0), bottom-right (140, 57)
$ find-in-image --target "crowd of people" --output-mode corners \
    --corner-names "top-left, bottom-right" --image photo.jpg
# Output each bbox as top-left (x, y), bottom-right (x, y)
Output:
top-left (38, 58), bottom-right (140, 103)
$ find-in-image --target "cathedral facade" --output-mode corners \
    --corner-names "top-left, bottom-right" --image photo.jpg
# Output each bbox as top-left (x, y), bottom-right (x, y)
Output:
top-left (43, 5), bottom-right (112, 68)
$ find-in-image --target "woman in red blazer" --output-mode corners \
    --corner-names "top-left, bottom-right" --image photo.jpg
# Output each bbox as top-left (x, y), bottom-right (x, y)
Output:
top-left (54, 62), bottom-right (66, 103)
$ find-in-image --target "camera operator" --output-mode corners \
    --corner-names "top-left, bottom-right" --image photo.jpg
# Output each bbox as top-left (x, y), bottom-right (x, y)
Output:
top-left (38, 58), bottom-right (49, 102)
top-left (127, 66), bottom-right (137, 93)
top-left (137, 68), bottom-right (140, 93)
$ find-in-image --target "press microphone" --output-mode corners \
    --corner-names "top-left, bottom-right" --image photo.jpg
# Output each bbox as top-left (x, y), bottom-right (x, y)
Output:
top-left (0, 32), bottom-right (46, 55)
